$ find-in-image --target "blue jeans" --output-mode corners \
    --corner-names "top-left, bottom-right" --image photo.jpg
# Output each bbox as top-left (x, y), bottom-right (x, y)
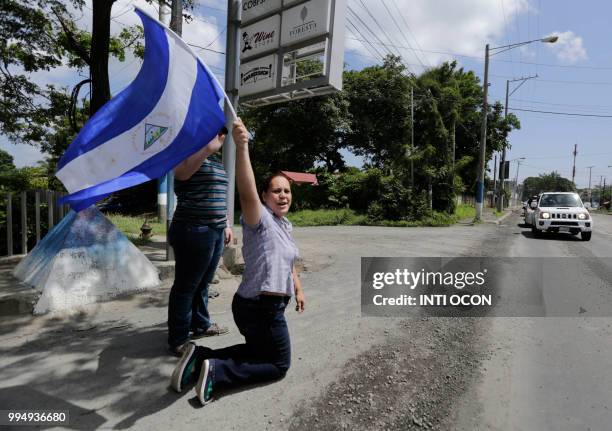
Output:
top-left (203, 294), bottom-right (291, 391)
top-left (167, 221), bottom-right (225, 348)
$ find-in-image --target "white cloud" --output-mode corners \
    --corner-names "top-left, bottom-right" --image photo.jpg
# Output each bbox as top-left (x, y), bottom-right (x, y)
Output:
top-left (345, 0), bottom-right (530, 71)
top-left (546, 30), bottom-right (587, 64)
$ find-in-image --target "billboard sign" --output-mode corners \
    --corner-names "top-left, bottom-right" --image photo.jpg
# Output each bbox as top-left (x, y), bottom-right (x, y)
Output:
top-left (239, 54), bottom-right (277, 96)
top-left (242, 0), bottom-right (282, 25)
top-left (237, 0), bottom-right (346, 106)
top-left (240, 14), bottom-right (281, 60)
top-left (280, 0), bottom-right (331, 47)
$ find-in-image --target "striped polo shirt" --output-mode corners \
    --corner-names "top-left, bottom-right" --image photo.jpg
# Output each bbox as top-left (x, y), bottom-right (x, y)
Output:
top-left (172, 155), bottom-right (228, 228)
top-left (237, 203), bottom-right (299, 298)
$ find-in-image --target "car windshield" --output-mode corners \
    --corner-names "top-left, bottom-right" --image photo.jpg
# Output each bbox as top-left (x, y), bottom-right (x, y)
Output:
top-left (539, 194), bottom-right (581, 207)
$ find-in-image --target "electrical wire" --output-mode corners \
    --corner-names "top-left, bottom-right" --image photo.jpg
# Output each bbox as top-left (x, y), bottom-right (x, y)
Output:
top-left (510, 108), bottom-right (612, 118)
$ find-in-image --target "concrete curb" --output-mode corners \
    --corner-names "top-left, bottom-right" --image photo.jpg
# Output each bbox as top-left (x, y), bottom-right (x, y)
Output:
top-left (483, 209), bottom-right (515, 225)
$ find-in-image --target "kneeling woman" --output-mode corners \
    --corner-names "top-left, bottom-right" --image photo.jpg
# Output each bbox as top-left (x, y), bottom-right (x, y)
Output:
top-left (170, 118), bottom-right (306, 404)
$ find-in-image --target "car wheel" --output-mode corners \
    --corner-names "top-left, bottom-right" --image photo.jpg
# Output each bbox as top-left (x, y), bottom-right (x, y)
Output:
top-left (531, 227), bottom-right (541, 238)
top-left (581, 231), bottom-right (592, 241)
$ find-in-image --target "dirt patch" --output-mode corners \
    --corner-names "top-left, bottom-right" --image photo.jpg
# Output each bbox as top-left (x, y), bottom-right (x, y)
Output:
top-left (288, 317), bottom-right (491, 430)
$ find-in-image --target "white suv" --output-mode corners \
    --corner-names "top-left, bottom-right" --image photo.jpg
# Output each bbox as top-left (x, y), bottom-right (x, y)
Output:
top-left (527, 192), bottom-right (593, 241)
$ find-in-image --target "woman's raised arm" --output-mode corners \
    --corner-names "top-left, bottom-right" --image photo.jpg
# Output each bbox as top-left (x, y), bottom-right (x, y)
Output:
top-left (233, 119), bottom-right (261, 226)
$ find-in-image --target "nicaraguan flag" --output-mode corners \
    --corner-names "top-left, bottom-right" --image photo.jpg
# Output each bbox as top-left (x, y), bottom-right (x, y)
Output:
top-left (56, 7), bottom-right (227, 211)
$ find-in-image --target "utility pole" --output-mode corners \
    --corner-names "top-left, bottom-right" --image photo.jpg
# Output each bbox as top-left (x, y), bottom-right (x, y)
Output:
top-left (492, 154), bottom-right (497, 208)
top-left (587, 165), bottom-right (595, 206)
top-left (158, 0), bottom-right (170, 223)
top-left (475, 44), bottom-right (490, 221)
top-left (498, 75), bottom-right (537, 211)
top-left (166, 0), bottom-right (182, 261)
top-left (514, 160), bottom-right (524, 203)
top-left (572, 144), bottom-right (577, 185)
top-left (451, 118), bottom-right (455, 211)
top-left (223, 0), bottom-right (240, 226)
top-left (410, 86), bottom-right (414, 188)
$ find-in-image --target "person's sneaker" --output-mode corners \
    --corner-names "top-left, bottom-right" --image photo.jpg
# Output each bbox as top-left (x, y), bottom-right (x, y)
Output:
top-left (168, 341), bottom-right (190, 357)
top-left (170, 342), bottom-right (198, 392)
top-left (195, 359), bottom-right (214, 405)
top-left (190, 323), bottom-right (229, 339)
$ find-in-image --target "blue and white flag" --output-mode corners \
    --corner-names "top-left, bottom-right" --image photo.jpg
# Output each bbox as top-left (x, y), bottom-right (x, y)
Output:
top-left (56, 7), bottom-right (230, 211)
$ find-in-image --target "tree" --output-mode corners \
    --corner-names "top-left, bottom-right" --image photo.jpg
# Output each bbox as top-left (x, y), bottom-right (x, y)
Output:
top-left (522, 171), bottom-right (575, 199)
top-left (1, 0), bottom-right (146, 150)
top-left (344, 55), bottom-right (412, 168)
top-left (0, 149), bottom-right (15, 172)
top-left (240, 92), bottom-right (351, 181)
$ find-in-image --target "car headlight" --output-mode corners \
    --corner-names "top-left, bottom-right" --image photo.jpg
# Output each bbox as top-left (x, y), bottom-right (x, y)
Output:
top-left (540, 212), bottom-right (550, 219)
top-left (578, 213), bottom-right (589, 220)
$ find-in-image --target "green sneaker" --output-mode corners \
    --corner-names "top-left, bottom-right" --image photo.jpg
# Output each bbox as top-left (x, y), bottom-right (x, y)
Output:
top-left (170, 342), bottom-right (197, 393)
top-left (195, 359), bottom-right (214, 405)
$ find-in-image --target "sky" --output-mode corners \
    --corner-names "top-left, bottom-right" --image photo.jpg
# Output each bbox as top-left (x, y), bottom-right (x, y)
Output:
top-left (2, 0), bottom-right (612, 189)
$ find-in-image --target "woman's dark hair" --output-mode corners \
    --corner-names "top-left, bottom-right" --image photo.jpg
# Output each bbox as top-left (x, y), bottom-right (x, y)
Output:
top-left (260, 172), bottom-right (291, 203)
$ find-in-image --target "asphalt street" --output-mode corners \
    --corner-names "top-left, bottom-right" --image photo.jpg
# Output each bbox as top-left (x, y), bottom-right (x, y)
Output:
top-left (0, 211), bottom-right (610, 430)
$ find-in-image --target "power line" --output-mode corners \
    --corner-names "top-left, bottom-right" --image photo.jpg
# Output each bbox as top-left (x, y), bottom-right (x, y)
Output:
top-left (187, 43), bottom-right (225, 55)
top-left (499, 0), bottom-right (516, 77)
top-left (491, 74), bottom-right (612, 86)
top-left (354, 0), bottom-right (404, 60)
top-left (346, 7), bottom-right (395, 59)
top-left (345, 18), bottom-right (386, 61)
top-left (491, 95), bottom-right (612, 111)
top-left (390, 0), bottom-right (432, 69)
top-left (510, 107), bottom-right (612, 118)
top-left (381, 0), bottom-right (428, 69)
top-left (344, 35), bottom-right (612, 71)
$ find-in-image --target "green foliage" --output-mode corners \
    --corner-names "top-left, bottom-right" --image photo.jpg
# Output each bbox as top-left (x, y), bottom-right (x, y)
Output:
top-left (0, 150), bottom-right (49, 191)
top-left (1, 0), bottom-right (146, 149)
top-left (105, 213), bottom-right (167, 235)
top-left (454, 203), bottom-right (476, 219)
top-left (522, 171), bottom-right (576, 200)
top-left (344, 55), bottom-right (412, 167)
top-left (240, 90), bottom-right (351, 181)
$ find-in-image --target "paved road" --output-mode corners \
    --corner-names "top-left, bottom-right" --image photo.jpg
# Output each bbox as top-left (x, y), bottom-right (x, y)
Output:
top-left (454, 212), bottom-right (612, 431)
top-left (0, 212), bottom-right (610, 430)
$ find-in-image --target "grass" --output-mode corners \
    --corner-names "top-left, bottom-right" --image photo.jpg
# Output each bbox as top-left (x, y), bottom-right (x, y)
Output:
top-left (105, 204), bottom-right (479, 234)
top-left (288, 208), bottom-right (365, 226)
top-left (288, 207), bottom-right (468, 227)
top-left (455, 204), bottom-right (476, 220)
top-left (105, 213), bottom-right (167, 235)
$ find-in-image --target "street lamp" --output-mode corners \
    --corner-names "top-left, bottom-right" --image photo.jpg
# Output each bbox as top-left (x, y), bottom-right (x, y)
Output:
top-left (475, 35), bottom-right (558, 221)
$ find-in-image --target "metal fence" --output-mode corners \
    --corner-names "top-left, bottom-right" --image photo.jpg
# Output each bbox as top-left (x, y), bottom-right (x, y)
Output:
top-left (457, 193), bottom-right (475, 207)
top-left (0, 190), bottom-right (70, 257)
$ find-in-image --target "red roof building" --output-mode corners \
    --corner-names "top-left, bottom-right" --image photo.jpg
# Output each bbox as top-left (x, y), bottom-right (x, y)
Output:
top-left (280, 171), bottom-right (318, 185)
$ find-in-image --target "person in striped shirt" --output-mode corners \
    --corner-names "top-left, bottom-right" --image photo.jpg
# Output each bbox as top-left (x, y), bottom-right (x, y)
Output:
top-left (167, 126), bottom-right (233, 356)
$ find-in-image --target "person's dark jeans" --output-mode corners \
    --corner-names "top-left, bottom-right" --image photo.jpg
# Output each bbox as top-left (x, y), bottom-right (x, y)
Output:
top-left (204, 294), bottom-right (291, 391)
top-left (167, 221), bottom-right (224, 348)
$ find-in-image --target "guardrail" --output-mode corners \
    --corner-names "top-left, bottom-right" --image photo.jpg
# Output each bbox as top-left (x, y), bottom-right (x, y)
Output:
top-left (1, 190), bottom-right (70, 257)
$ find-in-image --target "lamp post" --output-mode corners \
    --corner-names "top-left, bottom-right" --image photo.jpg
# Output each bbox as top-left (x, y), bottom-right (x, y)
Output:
top-left (475, 35), bottom-right (558, 221)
